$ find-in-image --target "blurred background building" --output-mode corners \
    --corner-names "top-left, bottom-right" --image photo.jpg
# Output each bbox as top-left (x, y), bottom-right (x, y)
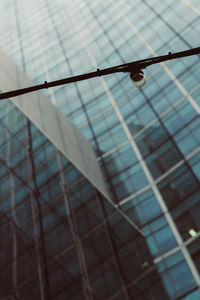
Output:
top-left (0, 0), bottom-right (200, 299)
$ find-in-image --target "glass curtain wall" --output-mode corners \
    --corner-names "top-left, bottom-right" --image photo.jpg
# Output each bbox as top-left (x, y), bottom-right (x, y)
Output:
top-left (0, 100), bottom-right (169, 299)
top-left (0, 0), bottom-right (200, 299)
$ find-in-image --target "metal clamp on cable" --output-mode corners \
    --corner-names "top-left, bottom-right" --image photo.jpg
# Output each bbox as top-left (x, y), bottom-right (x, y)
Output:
top-left (97, 68), bottom-right (101, 77)
top-left (44, 81), bottom-right (48, 88)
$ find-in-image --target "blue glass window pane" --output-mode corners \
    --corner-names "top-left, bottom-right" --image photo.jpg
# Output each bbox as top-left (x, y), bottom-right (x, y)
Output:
top-left (183, 289), bottom-right (200, 300)
top-left (162, 261), bottom-right (197, 298)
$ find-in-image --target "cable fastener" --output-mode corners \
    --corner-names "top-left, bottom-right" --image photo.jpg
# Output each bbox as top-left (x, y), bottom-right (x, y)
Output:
top-left (44, 81), bottom-right (48, 88)
top-left (97, 68), bottom-right (101, 77)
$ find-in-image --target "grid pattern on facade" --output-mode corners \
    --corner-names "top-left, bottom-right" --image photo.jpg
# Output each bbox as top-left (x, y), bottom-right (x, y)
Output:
top-left (0, 100), bottom-right (169, 299)
top-left (0, 0), bottom-right (200, 299)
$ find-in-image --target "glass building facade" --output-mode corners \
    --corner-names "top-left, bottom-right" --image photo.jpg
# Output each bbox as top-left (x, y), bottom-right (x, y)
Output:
top-left (0, 0), bottom-right (200, 299)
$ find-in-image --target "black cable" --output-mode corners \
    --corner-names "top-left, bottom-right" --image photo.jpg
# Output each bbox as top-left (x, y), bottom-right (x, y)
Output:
top-left (0, 47), bottom-right (199, 100)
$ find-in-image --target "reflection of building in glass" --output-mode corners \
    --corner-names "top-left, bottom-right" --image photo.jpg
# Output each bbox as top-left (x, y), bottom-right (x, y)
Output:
top-left (0, 51), bottom-right (168, 299)
top-left (0, 0), bottom-right (200, 299)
